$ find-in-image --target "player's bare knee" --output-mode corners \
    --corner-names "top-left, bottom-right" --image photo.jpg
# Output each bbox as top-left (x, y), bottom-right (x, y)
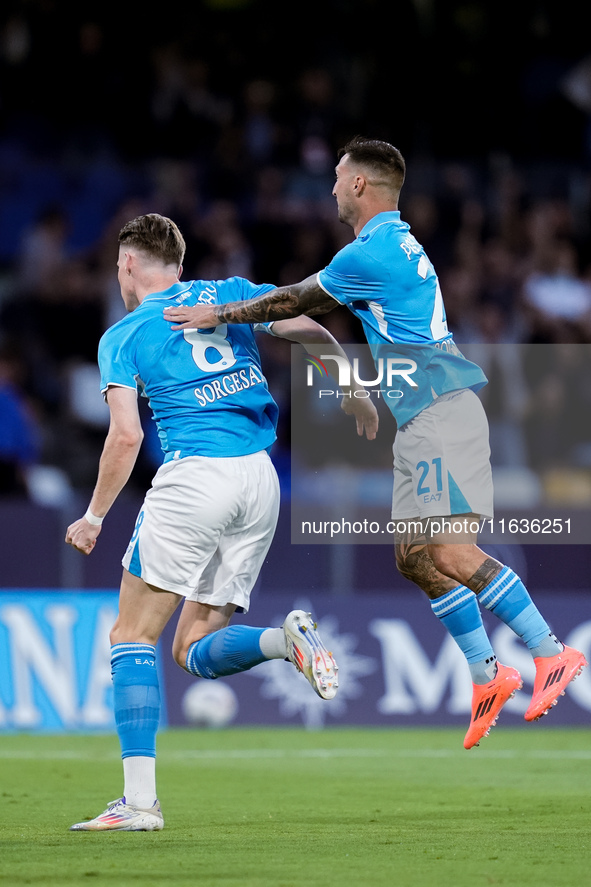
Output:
top-left (395, 543), bottom-right (436, 593)
top-left (426, 543), bottom-right (456, 576)
top-left (172, 636), bottom-right (190, 669)
top-left (395, 539), bottom-right (460, 598)
top-left (395, 543), bottom-right (417, 582)
top-left (109, 620), bottom-right (122, 647)
top-left (172, 646), bottom-right (187, 670)
top-left (172, 632), bottom-right (209, 670)
top-left (427, 543), bottom-right (476, 583)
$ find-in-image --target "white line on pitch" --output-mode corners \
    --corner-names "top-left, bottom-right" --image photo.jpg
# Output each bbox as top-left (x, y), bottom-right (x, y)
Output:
top-left (0, 748), bottom-right (591, 761)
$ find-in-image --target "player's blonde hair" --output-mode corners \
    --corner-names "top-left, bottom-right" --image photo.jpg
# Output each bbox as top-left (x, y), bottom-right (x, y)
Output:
top-left (119, 213), bottom-right (186, 267)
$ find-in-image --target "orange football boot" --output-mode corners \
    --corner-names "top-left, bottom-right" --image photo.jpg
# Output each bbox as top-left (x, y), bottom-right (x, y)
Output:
top-left (464, 663), bottom-right (523, 749)
top-left (524, 645), bottom-right (587, 722)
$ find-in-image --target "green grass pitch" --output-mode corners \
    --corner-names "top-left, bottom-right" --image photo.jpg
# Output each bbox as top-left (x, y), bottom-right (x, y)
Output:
top-left (1, 726), bottom-right (589, 887)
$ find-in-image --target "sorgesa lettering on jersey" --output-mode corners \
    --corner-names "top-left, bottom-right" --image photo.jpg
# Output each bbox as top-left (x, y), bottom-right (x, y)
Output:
top-left (194, 365), bottom-right (264, 406)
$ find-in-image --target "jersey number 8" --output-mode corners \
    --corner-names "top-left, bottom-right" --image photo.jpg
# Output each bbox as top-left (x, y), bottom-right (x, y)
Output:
top-left (183, 325), bottom-right (238, 373)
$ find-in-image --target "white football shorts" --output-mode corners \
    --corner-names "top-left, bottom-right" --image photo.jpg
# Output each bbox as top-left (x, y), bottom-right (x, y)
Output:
top-left (391, 388), bottom-right (494, 520)
top-left (122, 450), bottom-right (280, 611)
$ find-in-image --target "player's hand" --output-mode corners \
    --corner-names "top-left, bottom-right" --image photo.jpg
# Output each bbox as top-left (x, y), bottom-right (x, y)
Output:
top-left (65, 518), bottom-right (102, 555)
top-left (341, 394), bottom-right (379, 440)
top-left (163, 305), bottom-right (220, 330)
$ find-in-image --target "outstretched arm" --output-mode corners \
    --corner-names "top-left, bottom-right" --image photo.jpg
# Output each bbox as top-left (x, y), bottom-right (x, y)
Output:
top-left (163, 275), bottom-right (337, 330)
top-left (65, 387), bottom-right (144, 554)
top-left (269, 316), bottom-right (379, 441)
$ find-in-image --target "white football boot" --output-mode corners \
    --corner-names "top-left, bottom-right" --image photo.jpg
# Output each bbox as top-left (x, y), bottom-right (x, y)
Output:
top-left (283, 610), bottom-right (338, 700)
top-left (69, 797), bottom-right (164, 831)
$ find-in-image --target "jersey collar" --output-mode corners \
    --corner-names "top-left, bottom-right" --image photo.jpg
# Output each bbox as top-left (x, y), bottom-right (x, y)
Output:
top-left (142, 281), bottom-right (191, 303)
top-left (358, 211), bottom-right (401, 239)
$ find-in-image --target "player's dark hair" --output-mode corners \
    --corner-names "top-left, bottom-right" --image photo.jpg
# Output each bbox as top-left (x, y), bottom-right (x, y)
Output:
top-left (339, 136), bottom-right (406, 191)
top-left (118, 213), bottom-right (186, 267)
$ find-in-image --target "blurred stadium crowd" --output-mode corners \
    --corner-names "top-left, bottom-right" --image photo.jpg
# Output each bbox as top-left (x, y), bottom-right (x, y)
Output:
top-left (0, 0), bottom-right (591, 506)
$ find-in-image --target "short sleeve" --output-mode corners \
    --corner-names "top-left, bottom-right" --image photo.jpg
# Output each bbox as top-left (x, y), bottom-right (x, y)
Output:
top-left (98, 327), bottom-right (139, 395)
top-left (317, 242), bottom-right (383, 305)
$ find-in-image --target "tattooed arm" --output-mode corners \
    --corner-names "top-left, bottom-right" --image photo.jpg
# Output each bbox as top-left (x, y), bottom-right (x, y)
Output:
top-left (163, 275), bottom-right (337, 330)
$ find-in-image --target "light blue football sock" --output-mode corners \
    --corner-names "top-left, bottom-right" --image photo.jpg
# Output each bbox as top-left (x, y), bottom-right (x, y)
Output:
top-left (185, 625), bottom-right (270, 679)
top-left (111, 643), bottom-right (160, 759)
top-left (431, 586), bottom-right (497, 684)
top-left (478, 566), bottom-right (563, 658)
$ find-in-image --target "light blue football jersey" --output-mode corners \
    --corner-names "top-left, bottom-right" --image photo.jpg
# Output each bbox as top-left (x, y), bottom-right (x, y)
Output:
top-left (98, 278), bottom-right (279, 460)
top-left (317, 211), bottom-right (487, 426)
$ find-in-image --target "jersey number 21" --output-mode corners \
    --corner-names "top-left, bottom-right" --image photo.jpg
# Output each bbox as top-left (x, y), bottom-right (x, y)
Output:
top-left (417, 255), bottom-right (448, 340)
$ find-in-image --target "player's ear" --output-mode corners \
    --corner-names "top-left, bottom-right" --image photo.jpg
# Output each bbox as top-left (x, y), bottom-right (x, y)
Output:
top-left (354, 175), bottom-right (367, 197)
top-left (124, 251), bottom-right (134, 275)
top-left (178, 264), bottom-right (183, 278)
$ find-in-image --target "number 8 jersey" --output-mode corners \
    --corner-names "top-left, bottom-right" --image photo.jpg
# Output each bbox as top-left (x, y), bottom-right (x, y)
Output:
top-left (98, 278), bottom-right (279, 460)
top-left (316, 211), bottom-right (487, 427)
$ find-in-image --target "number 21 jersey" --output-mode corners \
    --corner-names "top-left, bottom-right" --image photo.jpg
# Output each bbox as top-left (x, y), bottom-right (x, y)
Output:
top-left (317, 211), bottom-right (487, 427)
